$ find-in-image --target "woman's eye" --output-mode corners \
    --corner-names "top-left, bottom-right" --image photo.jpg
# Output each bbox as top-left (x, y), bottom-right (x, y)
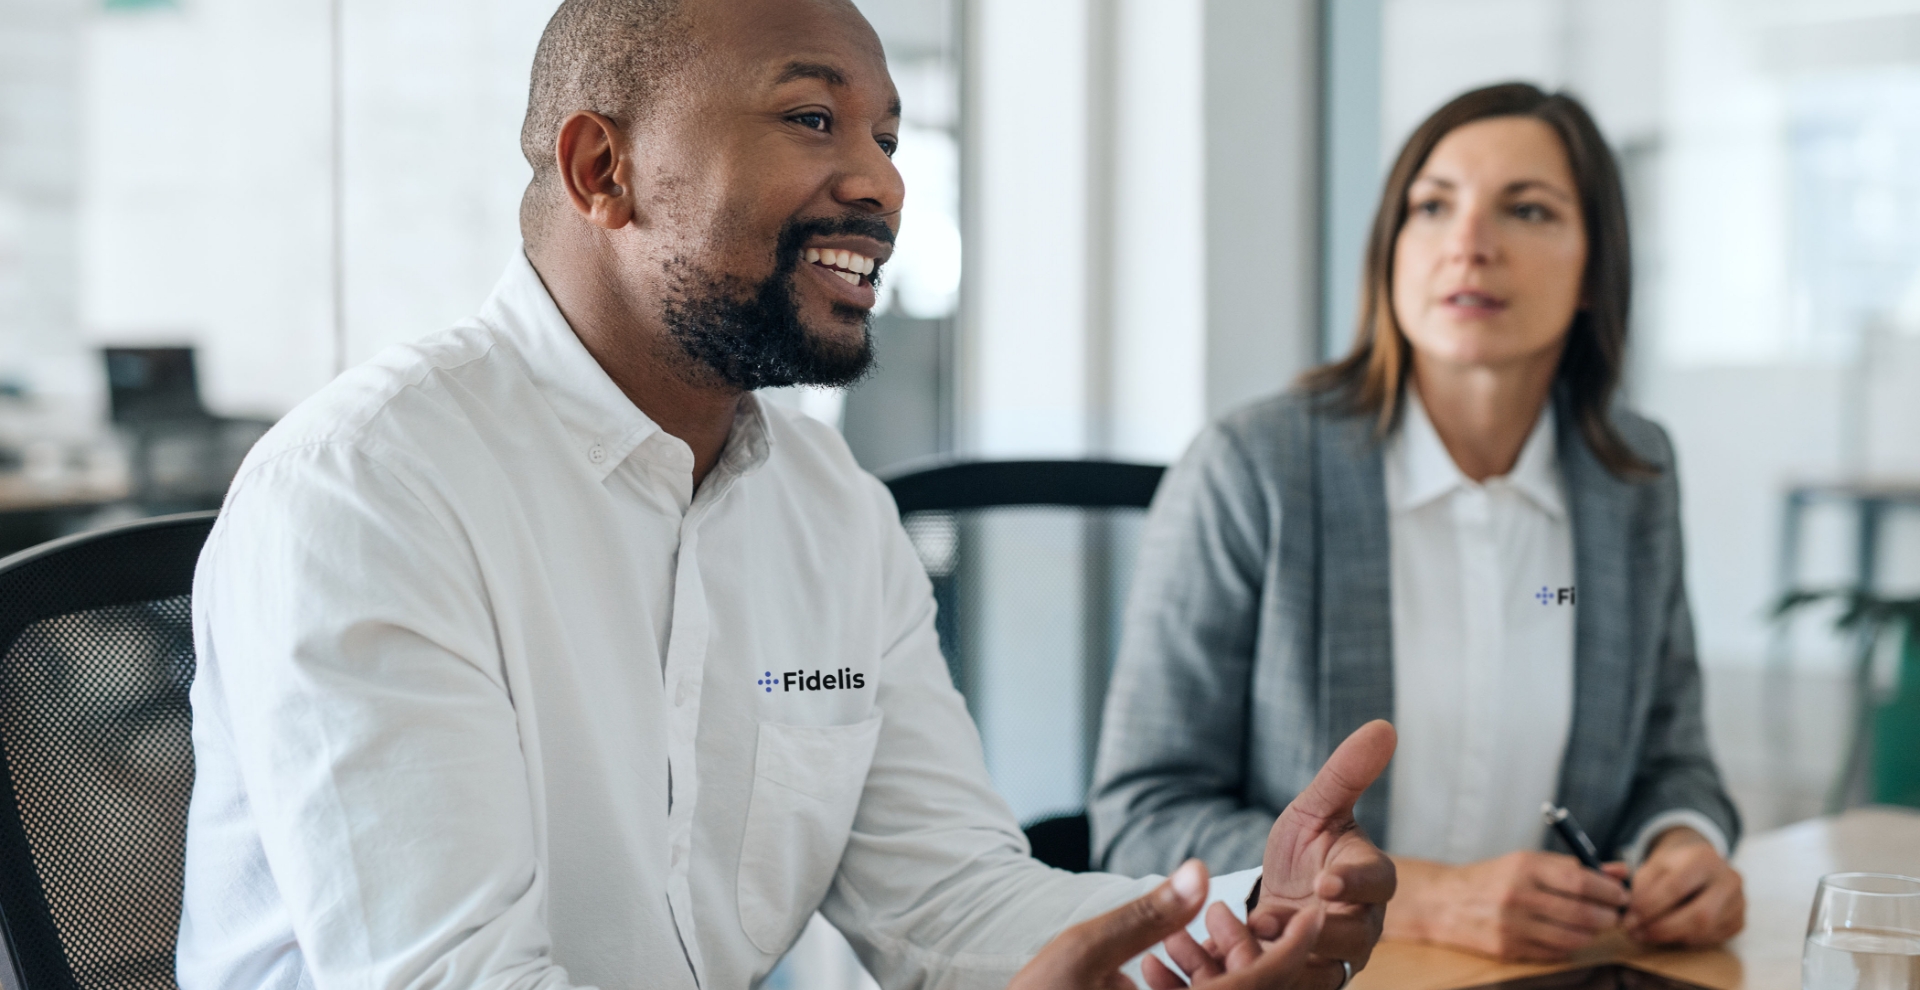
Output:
top-left (791, 112), bottom-right (830, 132)
top-left (1413, 198), bottom-right (1445, 216)
top-left (1512, 202), bottom-right (1551, 222)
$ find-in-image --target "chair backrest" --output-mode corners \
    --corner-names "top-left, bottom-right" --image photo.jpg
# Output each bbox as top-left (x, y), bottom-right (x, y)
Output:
top-left (882, 460), bottom-right (1163, 871)
top-left (0, 512), bottom-right (216, 990)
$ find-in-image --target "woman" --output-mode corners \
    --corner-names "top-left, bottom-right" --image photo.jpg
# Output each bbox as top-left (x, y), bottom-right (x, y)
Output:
top-left (1088, 83), bottom-right (1744, 963)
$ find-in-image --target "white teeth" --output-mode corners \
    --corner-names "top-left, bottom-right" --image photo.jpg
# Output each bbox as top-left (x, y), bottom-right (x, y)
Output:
top-left (835, 270), bottom-right (860, 285)
top-left (807, 247), bottom-right (877, 277)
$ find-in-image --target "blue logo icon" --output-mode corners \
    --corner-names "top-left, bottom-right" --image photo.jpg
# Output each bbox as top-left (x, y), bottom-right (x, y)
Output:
top-left (757, 671), bottom-right (776, 693)
top-left (1535, 586), bottom-right (1554, 604)
top-left (1536, 586), bottom-right (1576, 605)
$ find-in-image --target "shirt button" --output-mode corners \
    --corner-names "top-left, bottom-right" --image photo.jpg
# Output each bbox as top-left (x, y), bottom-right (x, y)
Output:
top-left (675, 680), bottom-right (692, 706)
top-left (588, 444), bottom-right (606, 464)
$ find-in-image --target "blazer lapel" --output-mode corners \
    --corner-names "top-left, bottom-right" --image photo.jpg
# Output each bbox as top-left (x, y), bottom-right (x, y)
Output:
top-left (1556, 402), bottom-right (1640, 847)
top-left (1312, 408), bottom-right (1396, 843)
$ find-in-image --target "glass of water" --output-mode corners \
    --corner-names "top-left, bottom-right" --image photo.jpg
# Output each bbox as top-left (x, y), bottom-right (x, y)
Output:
top-left (1804, 872), bottom-right (1920, 990)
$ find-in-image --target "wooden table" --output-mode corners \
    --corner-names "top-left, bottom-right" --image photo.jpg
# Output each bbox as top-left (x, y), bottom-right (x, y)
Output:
top-left (1352, 807), bottom-right (1920, 990)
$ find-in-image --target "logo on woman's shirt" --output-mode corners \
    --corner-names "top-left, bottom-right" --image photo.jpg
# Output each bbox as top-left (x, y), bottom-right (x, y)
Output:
top-left (1534, 586), bottom-right (1576, 605)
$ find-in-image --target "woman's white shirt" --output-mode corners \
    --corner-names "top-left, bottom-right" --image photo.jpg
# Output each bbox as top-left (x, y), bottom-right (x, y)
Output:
top-left (1382, 390), bottom-right (1729, 866)
top-left (1383, 389), bottom-right (1576, 864)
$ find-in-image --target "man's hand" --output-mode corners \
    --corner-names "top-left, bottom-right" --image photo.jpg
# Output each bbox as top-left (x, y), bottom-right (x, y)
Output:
top-left (1143, 901), bottom-right (1325, 990)
top-left (1009, 860), bottom-right (1323, 990)
top-left (1386, 851), bottom-right (1629, 961)
top-left (1622, 827), bottom-right (1744, 946)
top-left (1247, 720), bottom-right (1399, 972)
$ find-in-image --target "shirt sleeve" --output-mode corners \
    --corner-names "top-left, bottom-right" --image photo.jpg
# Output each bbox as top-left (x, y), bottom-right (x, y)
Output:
top-left (190, 444), bottom-right (585, 990)
top-left (1623, 810), bottom-right (1731, 868)
top-left (822, 476), bottom-right (1269, 990)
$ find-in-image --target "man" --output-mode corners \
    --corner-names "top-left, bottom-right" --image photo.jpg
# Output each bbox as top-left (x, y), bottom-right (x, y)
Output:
top-left (176, 1), bottom-right (1395, 987)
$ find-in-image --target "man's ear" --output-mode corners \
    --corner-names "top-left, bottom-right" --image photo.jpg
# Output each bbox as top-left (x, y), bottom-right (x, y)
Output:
top-left (555, 110), bottom-right (636, 230)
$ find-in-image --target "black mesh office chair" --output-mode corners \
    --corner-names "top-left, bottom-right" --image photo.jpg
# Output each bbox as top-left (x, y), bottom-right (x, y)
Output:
top-left (883, 460), bottom-right (1163, 872)
top-left (0, 511), bottom-right (217, 990)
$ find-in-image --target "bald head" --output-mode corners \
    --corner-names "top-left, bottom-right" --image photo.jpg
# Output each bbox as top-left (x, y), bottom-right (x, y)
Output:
top-left (520, 0), bottom-right (696, 193)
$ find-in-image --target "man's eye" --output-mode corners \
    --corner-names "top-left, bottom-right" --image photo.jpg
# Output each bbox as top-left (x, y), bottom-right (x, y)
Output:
top-left (790, 112), bottom-right (830, 132)
top-left (878, 137), bottom-right (898, 158)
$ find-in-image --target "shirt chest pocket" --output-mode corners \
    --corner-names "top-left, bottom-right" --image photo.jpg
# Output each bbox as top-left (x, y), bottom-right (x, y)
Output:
top-left (736, 715), bottom-right (883, 954)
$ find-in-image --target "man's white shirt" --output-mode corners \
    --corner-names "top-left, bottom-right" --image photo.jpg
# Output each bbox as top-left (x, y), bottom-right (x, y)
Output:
top-left (178, 252), bottom-right (1258, 990)
top-left (1383, 388), bottom-right (1726, 866)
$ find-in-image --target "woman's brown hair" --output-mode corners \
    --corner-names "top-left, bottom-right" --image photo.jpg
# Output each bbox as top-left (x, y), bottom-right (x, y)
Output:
top-left (1300, 81), bottom-right (1652, 478)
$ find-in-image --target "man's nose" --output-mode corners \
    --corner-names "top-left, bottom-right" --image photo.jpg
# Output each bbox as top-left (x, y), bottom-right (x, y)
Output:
top-left (834, 139), bottom-right (906, 217)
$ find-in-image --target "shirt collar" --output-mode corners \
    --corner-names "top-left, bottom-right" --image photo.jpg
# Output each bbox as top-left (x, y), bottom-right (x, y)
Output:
top-left (1386, 385), bottom-right (1564, 518)
top-left (476, 248), bottom-right (773, 483)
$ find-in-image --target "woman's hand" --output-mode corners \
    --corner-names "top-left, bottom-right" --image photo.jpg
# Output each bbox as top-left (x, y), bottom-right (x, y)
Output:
top-left (1009, 860), bottom-right (1326, 990)
top-left (1386, 851), bottom-right (1629, 961)
top-left (1623, 827), bottom-right (1744, 946)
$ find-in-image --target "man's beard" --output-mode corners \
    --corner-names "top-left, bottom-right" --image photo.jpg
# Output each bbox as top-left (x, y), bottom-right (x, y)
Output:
top-left (660, 215), bottom-right (888, 391)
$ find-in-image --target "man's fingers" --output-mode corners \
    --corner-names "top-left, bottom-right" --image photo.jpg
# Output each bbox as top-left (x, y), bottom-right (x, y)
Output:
top-left (1144, 953), bottom-right (1191, 990)
top-left (1316, 839), bottom-right (1397, 905)
top-left (1201, 902), bottom-right (1262, 972)
top-left (1063, 860), bottom-right (1210, 976)
top-left (1309, 911), bottom-right (1384, 968)
top-left (1285, 721), bottom-right (1397, 824)
top-left (1214, 906), bottom-right (1324, 988)
top-left (1164, 929), bottom-right (1224, 983)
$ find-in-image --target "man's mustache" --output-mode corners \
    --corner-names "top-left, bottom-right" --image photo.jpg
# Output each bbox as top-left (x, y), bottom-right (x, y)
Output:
top-left (776, 214), bottom-right (897, 262)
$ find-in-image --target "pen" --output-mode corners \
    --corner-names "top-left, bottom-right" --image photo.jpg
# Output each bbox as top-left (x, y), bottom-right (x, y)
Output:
top-left (1540, 802), bottom-right (1629, 891)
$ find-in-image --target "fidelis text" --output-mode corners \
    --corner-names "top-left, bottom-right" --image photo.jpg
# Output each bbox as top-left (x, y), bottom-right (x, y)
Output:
top-left (776, 668), bottom-right (867, 692)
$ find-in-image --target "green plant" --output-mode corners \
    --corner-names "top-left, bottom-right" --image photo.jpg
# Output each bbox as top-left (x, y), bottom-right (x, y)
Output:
top-left (1774, 590), bottom-right (1920, 811)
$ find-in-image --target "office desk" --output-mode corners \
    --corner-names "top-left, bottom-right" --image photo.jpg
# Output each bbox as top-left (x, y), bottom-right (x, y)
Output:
top-left (1352, 807), bottom-right (1920, 990)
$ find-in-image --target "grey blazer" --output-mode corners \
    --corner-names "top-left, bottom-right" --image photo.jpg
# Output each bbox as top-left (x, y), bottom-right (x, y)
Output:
top-left (1088, 388), bottom-right (1740, 877)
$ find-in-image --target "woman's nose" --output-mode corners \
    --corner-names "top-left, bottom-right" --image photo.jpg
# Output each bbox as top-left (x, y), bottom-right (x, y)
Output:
top-left (1444, 207), bottom-right (1498, 265)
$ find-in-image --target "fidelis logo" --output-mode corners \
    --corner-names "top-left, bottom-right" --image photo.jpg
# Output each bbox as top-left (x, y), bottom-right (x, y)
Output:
top-left (1535, 586), bottom-right (1577, 605)
top-left (756, 669), bottom-right (867, 694)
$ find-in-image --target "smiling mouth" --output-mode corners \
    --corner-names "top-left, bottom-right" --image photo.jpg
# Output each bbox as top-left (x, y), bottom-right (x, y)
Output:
top-left (804, 247), bottom-right (876, 287)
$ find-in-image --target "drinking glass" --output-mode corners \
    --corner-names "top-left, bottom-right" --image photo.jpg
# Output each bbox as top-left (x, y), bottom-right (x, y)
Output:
top-left (1804, 872), bottom-right (1920, 990)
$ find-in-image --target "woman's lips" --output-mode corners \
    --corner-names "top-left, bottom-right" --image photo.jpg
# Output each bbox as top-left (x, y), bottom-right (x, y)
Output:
top-left (1441, 290), bottom-right (1507, 315)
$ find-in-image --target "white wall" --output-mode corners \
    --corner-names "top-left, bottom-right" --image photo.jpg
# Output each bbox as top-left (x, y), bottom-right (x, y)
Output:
top-left (965, 0), bottom-right (1319, 464)
top-left (75, 0), bottom-right (554, 420)
top-left (1106, 0), bottom-right (1205, 461)
top-left (0, 0), bottom-right (89, 406)
top-left (1203, 0), bottom-right (1321, 419)
top-left (339, 0), bottom-right (552, 366)
top-left (79, 2), bottom-right (336, 418)
top-left (963, 0), bottom-right (1091, 457)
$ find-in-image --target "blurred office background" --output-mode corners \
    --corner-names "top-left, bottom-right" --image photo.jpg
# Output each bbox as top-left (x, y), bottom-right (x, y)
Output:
top-left (4, 0), bottom-right (1920, 985)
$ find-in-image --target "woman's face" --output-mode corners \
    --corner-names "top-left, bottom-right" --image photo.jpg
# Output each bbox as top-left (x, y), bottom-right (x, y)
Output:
top-left (1390, 115), bottom-right (1587, 373)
